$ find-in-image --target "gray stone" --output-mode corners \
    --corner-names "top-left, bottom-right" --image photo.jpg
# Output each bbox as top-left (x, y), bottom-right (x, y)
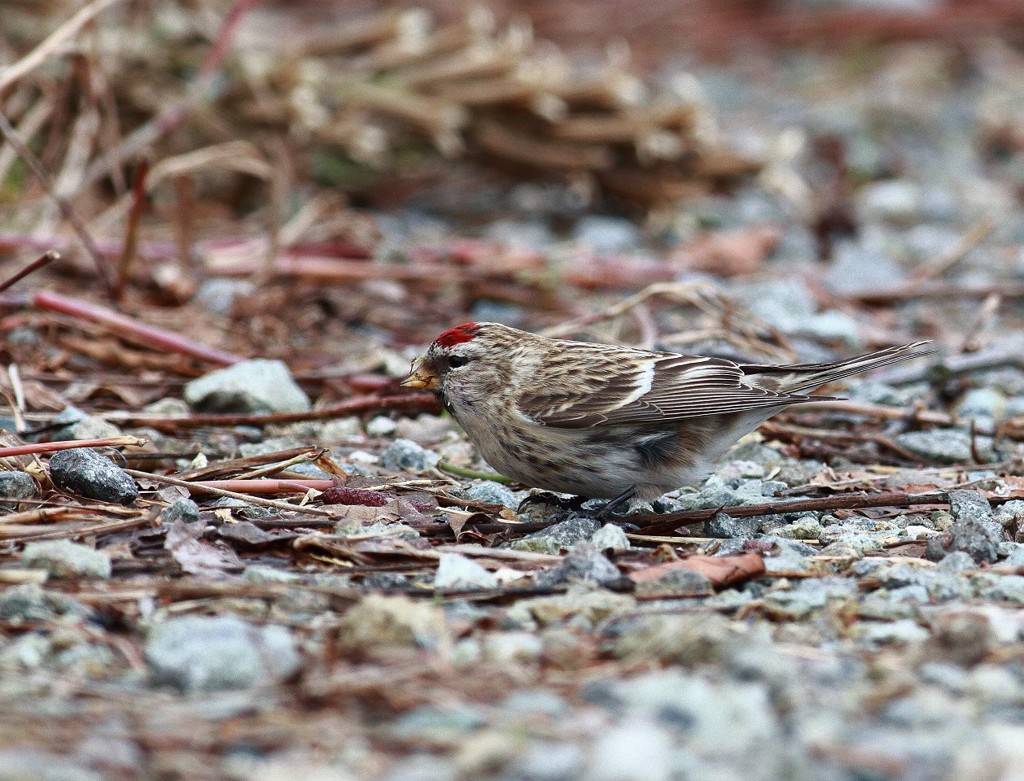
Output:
top-left (762, 548), bottom-right (811, 575)
top-left (588, 720), bottom-right (673, 781)
top-left (502, 689), bottom-right (570, 717)
top-left (854, 618), bottom-right (930, 646)
top-left (0, 749), bottom-right (104, 781)
top-left (161, 497), bottom-right (200, 525)
top-left (434, 553), bottom-right (498, 590)
top-left (237, 437), bottom-right (307, 458)
top-left (484, 219), bottom-right (555, 250)
top-left (995, 500), bottom-right (1024, 530)
top-left (972, 574), bottom-right (1024, 604)
top-left (572, 215), bottom-right (642, 253)
top-left (633, 567), bottom-right (714, 598)
top-left (1002, 545), bottom-right (1024, 568)
top-left (704, 512), bottom-right (759, 539)
top-left (534, 543), bottom-right (622, 588)
top-left (481, 631), bottom-right (544, 664)
top-left (944, 490), bottom-right (1003, 564)
top-left (936, 550), bottom-right (976, 574)
top-left (382, 755), bottom-right (458, 781)
top-left (319, 416), bottom-right (363, 443)
top-left (895, 429), bottom-right (978, 464)
top-left (512, 741), bottom-right (585, 781)
top-left (68, 415), bottom-right (122, 441)
top-left (22, 540), bottom-right (111, 579)
top-left (184, 359), bottom-right (310, 413)
top-left (145, 615), bottom-right (300, 692)
top-left (590, 523), bottom-right (631, 552)
top-left (766, 577), bottom-right (858, 620)
top-left (0, 586), bottom-right (87, 623)
top-left (142, 397), bottom-right (190, 416)
top-left (846, 379), bottom-right (923, 407)
top-left (819, 533), bottom-right (883, 555)
top-left (194, 277), bottom-right (256, 315)
top-left (858, 179), bottom-right (921, 225)
top-left (390, 705), bottom-right (485, 742)
top-left (514, 514), bottom-right (600, 554)
top-left (465, 480), bottom-right (519, 508)
top-left (593, 671), bottom-right (778, 753)
top-left (0, 584), bottom-right (54, 621)
top-left (48, 447), bottom-right (138, 506)
top-left (879, 563), bottom-right (973, 602)
top-left (773, 515), bottom-right (822, 540)
top-left (242, 564), bottom-right (302, 584)
top-left (365, 415), bottom-right (398, 437)
top-left (733, 278), bottom-right (861, 345)
top-left (827, 241), bottom-right (906, 296)
top-left (0, 470), bottom-right (36, 509)
top-left (956, 388), bottom-right (1007, 420)
top-left (50, 406), bottom-right (121, 441)
top-left (381, 438), bottom-right (439, 472)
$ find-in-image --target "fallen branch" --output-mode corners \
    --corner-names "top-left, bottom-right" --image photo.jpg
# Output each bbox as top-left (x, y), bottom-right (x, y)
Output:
top-left (2, 436), bottom-right (146, 459)
top-left (122, 468), bottom-right (337, 517)
top-left (0, 0), bottom-right (126, 92)
top-left (625, 489), bottom-right (1003, 531)
top-left (32, 290), bottom-right (246, 366)
top-left (101, 393), bottom-right (440, 431)
top-left (0, 250), bottom-right (60, 293)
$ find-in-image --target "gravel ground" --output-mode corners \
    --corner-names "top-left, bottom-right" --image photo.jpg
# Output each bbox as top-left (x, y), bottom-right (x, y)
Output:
top-left (5, 16), bottom-right (1024, 781)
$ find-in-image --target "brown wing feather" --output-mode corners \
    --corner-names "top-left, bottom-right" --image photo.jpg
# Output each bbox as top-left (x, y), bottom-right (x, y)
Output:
top-left (517, 348), bottom-right (818, 429)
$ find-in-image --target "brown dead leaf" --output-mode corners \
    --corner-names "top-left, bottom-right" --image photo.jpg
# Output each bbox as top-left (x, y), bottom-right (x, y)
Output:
top-left (165, 519), bottom-right (244, 578)
top-left (630, 553), bottom-right (765, 589)
top-left (218, 521), bottom-right (298, 546)
top-left (669, 225), bottom-right (782, 277)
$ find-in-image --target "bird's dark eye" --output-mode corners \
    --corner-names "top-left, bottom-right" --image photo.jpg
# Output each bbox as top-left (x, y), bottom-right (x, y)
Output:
top-left (448, 355), bottom-right (468, 368)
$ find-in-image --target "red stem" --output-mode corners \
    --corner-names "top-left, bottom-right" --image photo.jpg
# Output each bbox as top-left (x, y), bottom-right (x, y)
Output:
top-left (32, 290), bottom-right (245, 366)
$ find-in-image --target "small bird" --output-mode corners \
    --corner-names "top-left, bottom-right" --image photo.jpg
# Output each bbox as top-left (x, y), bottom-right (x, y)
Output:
top-left (403, 322), bottom-right (931, 513)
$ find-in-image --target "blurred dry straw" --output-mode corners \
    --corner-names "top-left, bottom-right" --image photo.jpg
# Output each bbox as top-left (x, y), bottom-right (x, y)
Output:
top-left (0, 0), bottom-right (761, 250)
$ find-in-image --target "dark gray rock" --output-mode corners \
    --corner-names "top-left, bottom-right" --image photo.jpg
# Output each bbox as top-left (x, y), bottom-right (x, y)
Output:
top-left (0, 750), bottom-right (103, 781)
top-left (22, 540), bottom-right (111, 579)
top-left (895, 429), bottom-right (976, 464)
top-left (465, 480), bottom-right (519, 508)
top-left (704, 512), bottom-right (758, 539)
top-left (161, 497), bottom-right (200, 524)
top-left (381, 438), bottom-right (439, 471)
top-left (0, 470), bottom-right (36, 509)
top-left (514, 514), bottom-right (600, 554)
top-left (145, 615), bottom-right (300, 692)
top-left (937, 490), bottom-right (1003, 564)
top-left (572, 215), bottom-right (642, 253)
top-left (535, 543), bottom-right (622, 588)
top-left (49, 448), bottom-right (138, 506)
top-left (633, 568), bottom-right (714, 598)
top-left (0, 584), bottom-right (88, 622)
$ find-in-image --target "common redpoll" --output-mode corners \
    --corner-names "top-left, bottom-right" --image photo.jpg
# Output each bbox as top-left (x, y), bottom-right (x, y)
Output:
top-left (403, 322), bottom-right (931, 511)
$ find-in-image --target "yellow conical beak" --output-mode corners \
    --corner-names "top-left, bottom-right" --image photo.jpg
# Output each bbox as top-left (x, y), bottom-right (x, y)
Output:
top-left (401, 366), bottom-right (438, 391)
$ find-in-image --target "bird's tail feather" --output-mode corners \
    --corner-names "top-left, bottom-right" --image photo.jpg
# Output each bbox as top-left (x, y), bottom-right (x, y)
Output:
top-left (742, 341), bottom-right (934, 395)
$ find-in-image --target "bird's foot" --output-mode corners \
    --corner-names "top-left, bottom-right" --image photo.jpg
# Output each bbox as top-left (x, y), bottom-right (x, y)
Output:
top-left (516, 491), bottom-right (586, 521)
top-left (594, 487), bottom-right (637, 523)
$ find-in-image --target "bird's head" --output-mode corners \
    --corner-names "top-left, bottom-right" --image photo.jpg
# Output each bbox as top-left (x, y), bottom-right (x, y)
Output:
top-left (402, 322), bottom-right (516, 405)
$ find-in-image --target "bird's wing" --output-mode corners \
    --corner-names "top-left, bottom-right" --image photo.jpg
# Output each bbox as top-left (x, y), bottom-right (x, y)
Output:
top-left (516, 350), bottom-right (816, 429)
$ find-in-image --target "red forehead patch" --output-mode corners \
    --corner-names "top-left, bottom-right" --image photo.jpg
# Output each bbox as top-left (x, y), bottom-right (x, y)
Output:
top-left (434, 322), bottom-right (478, 348)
